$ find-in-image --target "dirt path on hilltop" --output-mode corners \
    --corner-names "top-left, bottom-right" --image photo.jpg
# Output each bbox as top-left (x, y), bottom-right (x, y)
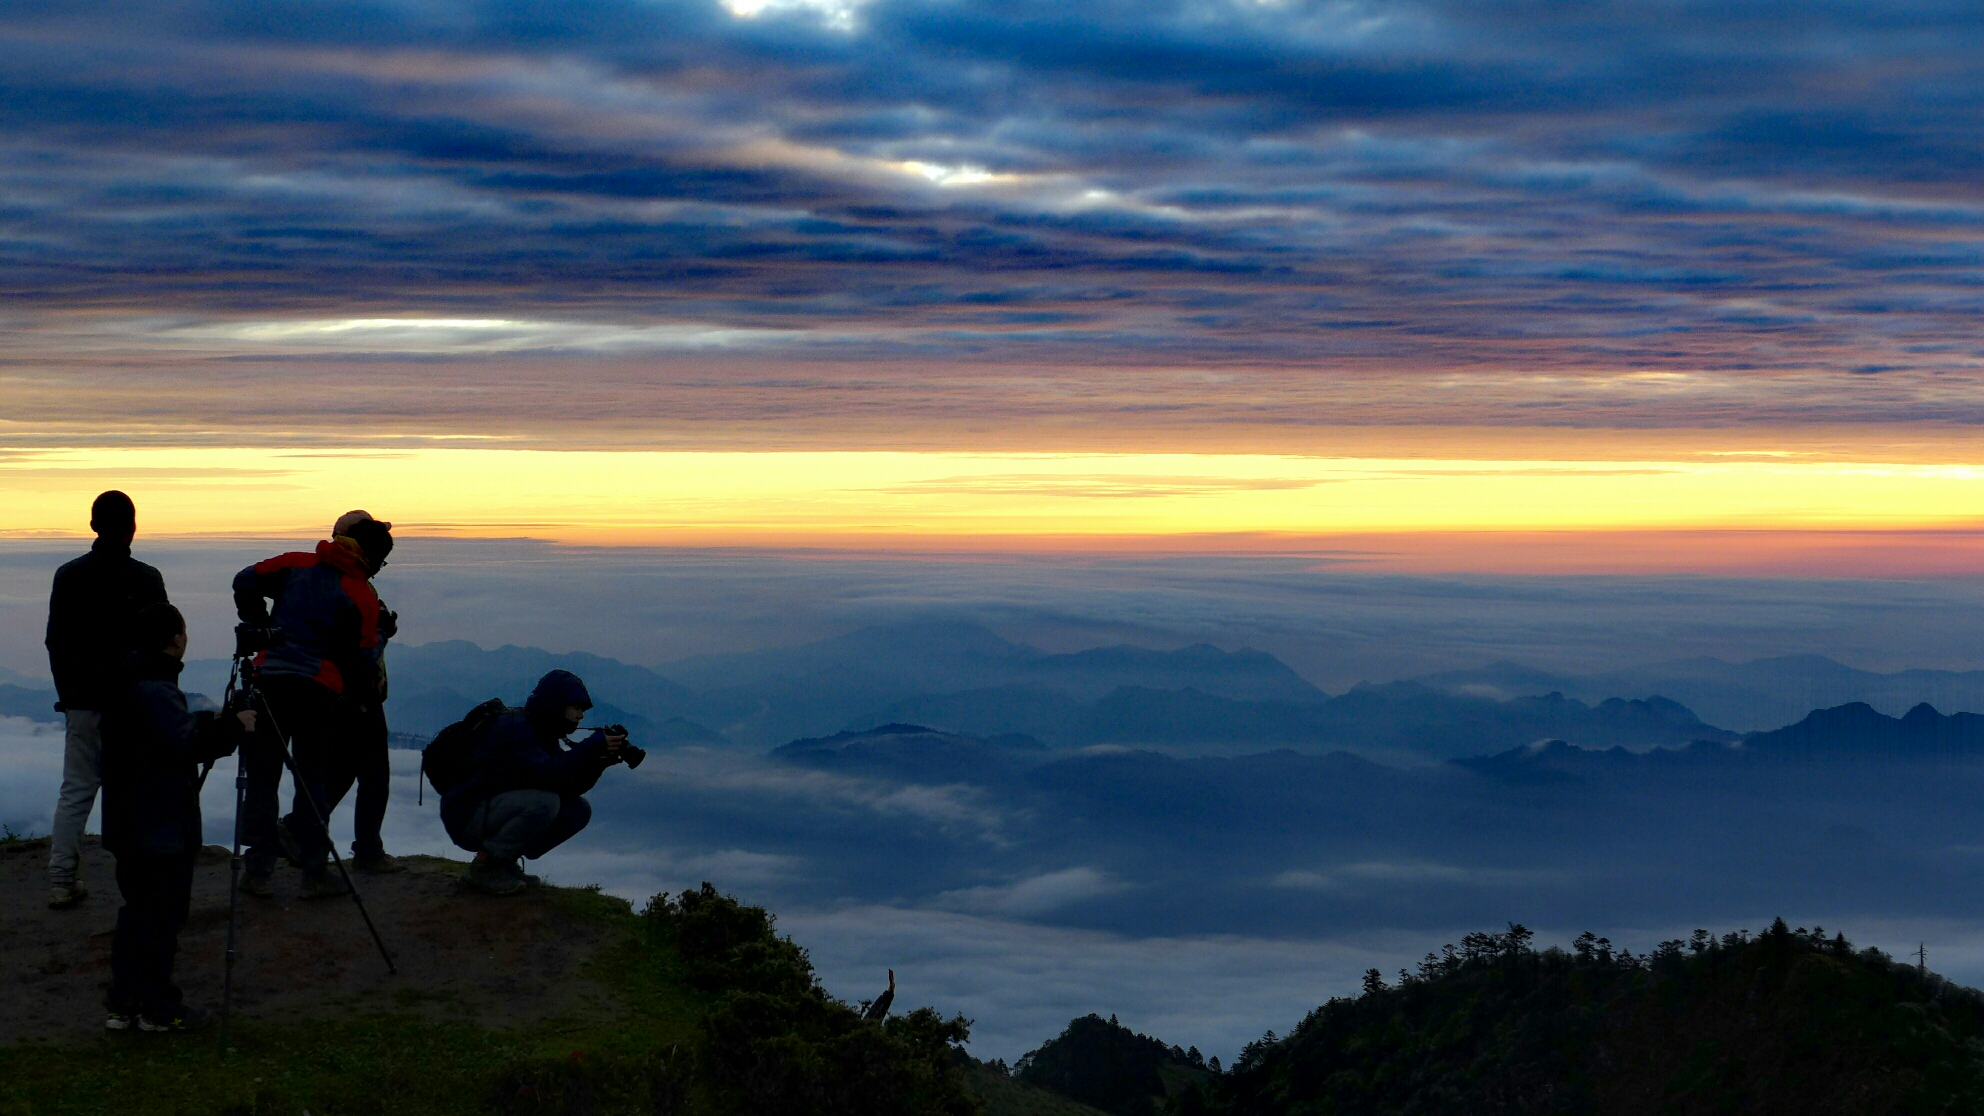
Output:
top-left (1, 837), bottom-right (629, 1044)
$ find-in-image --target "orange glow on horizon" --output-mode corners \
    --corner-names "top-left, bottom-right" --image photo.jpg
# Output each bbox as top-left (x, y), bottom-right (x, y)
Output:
top-left (2, 446), bottom-right (1982, 575)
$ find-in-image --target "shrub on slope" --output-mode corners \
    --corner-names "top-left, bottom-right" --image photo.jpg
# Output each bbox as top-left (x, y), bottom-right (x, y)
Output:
top-left (645, 882), bottom-right (978, 1116)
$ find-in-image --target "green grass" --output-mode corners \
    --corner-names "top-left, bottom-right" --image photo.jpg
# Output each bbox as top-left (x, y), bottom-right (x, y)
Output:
top-left (0, 884), bottom-right (705, 1116)
top-left (1, 878), bottom-right (982, 1115)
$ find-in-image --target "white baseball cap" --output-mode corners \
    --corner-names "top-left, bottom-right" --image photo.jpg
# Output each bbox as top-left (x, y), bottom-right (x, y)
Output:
top-left (333, 509), bottom-right (393, 536)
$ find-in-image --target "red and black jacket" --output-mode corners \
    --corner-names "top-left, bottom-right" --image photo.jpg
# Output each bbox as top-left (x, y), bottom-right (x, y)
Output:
top-left (232, 540), bottom-right (387, 701)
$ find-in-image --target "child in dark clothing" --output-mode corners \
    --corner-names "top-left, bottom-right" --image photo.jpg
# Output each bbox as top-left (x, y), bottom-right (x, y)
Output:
top-left (99, 603), bottom-right (255, 1032)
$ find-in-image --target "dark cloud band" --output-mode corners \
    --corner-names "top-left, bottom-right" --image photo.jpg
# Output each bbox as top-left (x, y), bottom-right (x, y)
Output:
top-left (6, 0), bottom-right (1984, 437)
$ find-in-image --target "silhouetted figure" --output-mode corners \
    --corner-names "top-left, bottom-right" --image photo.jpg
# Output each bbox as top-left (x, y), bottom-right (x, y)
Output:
top-left (101, 603), bottom-right (254, 1031)
top-left (45, 490), bottom-right (169, 910)
top-left (440, 670), bottom-right (634, 896)
top-left (863, 968), bottom-right (895, 1020)
top-left (232, 511), bottom-right (396, 897)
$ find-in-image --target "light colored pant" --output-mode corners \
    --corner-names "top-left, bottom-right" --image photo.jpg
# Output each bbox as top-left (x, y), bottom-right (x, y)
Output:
top-left (49, 709), bottom-right (103, 886)
top-left (466, 790), bottom-right (590, 862)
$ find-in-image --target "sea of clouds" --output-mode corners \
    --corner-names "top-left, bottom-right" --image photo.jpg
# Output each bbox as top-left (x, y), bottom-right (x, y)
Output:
top-left (10, 542), bottom-right (1984, 1060)
top-left (11, 711), bottom-right (1984, 1062)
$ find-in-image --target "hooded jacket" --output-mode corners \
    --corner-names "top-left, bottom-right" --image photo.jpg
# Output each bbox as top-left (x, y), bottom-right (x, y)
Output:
top-left (232, 539), bottom-right (389, 702)
top-left (438, 670), bottom-right (618, 845)
top-left (100, 650), bottom-right (247, 857)
top-left (44, 539), bottom-right (170, 711)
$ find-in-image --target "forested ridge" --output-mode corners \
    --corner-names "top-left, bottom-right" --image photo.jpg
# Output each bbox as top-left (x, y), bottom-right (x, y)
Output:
top-left (1169, 920), bottom-right (1984, 1116)
top-left (1011, 1013), bottom-right (1211, 1115)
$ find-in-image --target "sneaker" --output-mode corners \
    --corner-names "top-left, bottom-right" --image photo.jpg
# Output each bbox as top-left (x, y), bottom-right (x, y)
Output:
top-left (353, 850), bottom-right (405, 874)
top-left (239, 871), bottom-right (275, 898)
top-left (465, 857), bottom-right (526, 896)
top-left (138, 1005), bottom-right (212, 1033)
top-left (298, 872), bottom-right (348, 900)
top-left (104, 1010), bottom-right (136, 1032)
top-left (47, 883), bottom-right (88, 909)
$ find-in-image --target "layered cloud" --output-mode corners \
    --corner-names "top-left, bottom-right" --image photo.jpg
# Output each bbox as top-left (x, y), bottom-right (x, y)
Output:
top-left (6, 0), bottom-right (1984, 443)
top-left (12, 538), bottom-right (1984, 699)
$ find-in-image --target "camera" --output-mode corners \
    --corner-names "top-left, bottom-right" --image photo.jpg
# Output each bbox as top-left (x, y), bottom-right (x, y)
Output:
top-left (599, 723), bottom-right (646, 769)
top-left (234, 623), bottom-right (285, 657)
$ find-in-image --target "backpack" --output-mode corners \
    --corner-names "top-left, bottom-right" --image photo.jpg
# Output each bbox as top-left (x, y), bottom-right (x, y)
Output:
top-left (419, 698), bottom-right (509, 806)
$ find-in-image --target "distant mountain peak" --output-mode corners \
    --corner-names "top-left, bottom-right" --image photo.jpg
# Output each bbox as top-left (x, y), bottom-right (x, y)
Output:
top-left (1744, 700), bottom-right (1984, 758)
top-left (770, 721), bottom-right (1049, 780)
top-left (802, 723), bottom-right (948, 745)
top-left (1415, 652), bottom-right (1984, 733)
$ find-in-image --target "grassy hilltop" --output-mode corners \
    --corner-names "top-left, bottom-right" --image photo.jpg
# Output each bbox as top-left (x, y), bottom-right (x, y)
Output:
top-left (0, 836), bottom-right (1002, 1116)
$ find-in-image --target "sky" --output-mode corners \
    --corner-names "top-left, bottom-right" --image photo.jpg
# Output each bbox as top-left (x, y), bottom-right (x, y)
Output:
top-left (6, 0), bottom-right (1984, 562)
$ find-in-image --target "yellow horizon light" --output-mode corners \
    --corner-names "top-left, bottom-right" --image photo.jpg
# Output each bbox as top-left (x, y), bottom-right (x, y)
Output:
top-left (3, 446), bottom-right (1984, 545)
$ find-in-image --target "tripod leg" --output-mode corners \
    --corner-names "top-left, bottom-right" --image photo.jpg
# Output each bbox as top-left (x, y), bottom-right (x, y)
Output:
top-left (221, 755), bottom-right (248, 1045)
top-left (255, 691), bottom-right (399, 976)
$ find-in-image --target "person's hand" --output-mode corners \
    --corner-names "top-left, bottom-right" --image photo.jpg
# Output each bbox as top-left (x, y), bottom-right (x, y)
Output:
top-left (236, 709), bottom-right (258, 733)
top-left (605, 728), bottom-right (627, 755)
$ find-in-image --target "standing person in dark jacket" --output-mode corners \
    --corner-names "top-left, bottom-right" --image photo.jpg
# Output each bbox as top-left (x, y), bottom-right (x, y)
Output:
top-left (232, 511), bottom-right (397, 898)
top-left (310, 509), bottom-right (404, 875)
top-left (316, 698), bottom-right (400, 873)
top-left (438, 670), bottom-right (632, 896)
top-left (44, 490), bottom-right (169, 910)
top-left (100, 603), bottom-right (255, 1032)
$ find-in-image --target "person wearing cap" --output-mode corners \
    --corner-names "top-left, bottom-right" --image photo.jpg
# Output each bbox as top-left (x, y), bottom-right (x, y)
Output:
top-left (231, 511), bottom-right (400, 898)
top-left (438, 670), bottom-right (631, 895)
top-left (315, 513), bottom-right (403, 877)
top-left (43, 490), bottom-right (170, 909)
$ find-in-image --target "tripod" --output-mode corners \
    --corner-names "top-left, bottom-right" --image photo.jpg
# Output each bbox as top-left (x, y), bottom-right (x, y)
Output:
top-left (218, 653), bottom-right (397, 1041)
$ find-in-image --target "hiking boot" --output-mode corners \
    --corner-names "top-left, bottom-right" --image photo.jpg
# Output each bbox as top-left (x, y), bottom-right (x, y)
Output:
top-left (104, 1010), bottom-right (136, 1032)
top-left (477, 852), bottom-right (542, 887)
top-left (138, 1005), bottom-right (212, 1033)
top-left (47, 882), bottom-right (88, 909)
top-left (239, 870), bottom-right (275, 898)
top-left (353, 850), bottom-right (405, 874)
top-left (298, 872), bottom-right (348, 900)
top-left (467, 851), bottom-right (534, 879)
top-left (466, 856), bottom-right (526, 896)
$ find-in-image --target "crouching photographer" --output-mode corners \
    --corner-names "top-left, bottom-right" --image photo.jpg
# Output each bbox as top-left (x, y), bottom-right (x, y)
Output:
top-left (100, 603), bottom-right (256, 1032)
top-left (434, 670), bottom-right (643, 896)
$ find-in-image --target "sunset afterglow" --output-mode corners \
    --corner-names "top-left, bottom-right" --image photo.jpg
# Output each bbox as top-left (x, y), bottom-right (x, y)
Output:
top-left (4, 447), bottom-right (1983, 570)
